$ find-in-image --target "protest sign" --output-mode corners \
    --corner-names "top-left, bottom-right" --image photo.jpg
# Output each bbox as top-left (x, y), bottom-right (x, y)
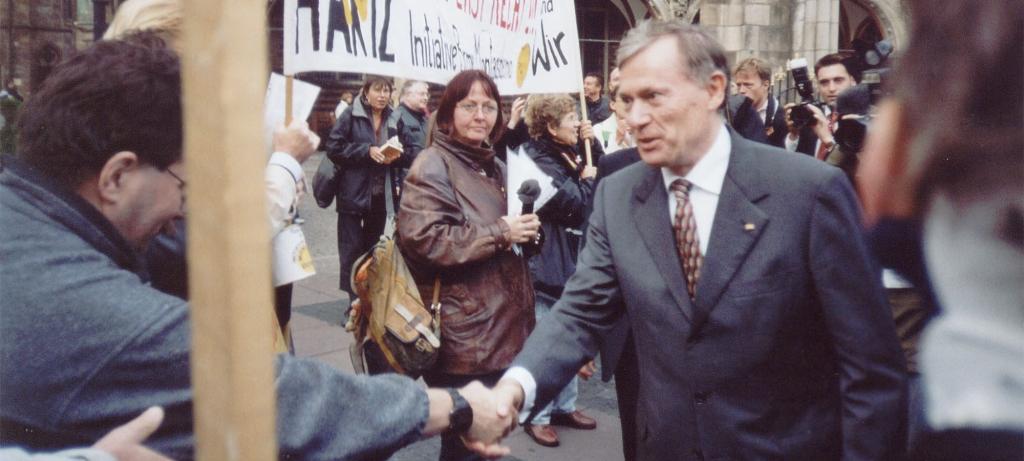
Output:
top-left (284, 0), bottom-right (583, 95)
top-left (263, 73), bottom-right (321, 152)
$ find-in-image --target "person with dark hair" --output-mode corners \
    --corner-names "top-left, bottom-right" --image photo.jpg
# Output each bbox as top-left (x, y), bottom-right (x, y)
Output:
top-left (325, 75), bottom-right (403, 313)
top-left (859, 0), bottom-right (1023, 458)
top-left (487, 20), bottom-right (906, 460)
top-left (582, 71), bottom-right (611, 124)
top-left (0, 37), bottom-right (514, 460)
top-left (397, 69), bottom-right (539, 461)
top-left (784, 52), bottom-right (858, 158)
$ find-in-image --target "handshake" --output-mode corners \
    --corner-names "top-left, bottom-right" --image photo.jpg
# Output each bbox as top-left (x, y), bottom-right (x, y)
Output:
top-left (434, 378), bottom-right (527, 459)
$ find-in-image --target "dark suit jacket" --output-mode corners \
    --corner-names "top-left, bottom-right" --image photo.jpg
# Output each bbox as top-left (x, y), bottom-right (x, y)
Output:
top-left (765, 98), bottom-right (789, 148)
top-left (515, 130), bottom-right (906, 460)
top-left (725, 95), bottom-right (768, 144)
top-left (593, 148), bottom-right (641, 381)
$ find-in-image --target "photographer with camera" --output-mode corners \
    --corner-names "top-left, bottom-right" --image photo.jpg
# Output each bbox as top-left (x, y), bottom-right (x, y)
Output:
top-left (784, 52), bottom-right (858, 159)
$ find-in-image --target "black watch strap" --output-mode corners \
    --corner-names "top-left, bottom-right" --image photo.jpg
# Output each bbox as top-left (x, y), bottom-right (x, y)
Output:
top-left (446, 388), bottom-right (473, 434)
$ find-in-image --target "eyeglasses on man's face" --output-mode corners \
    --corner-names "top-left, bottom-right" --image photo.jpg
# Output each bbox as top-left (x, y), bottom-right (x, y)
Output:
top-left (163, 167), bottom-right (187, 211)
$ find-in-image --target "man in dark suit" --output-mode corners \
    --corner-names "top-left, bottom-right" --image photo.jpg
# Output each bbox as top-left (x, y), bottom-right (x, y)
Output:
top-left (488, 21), bottom-right (906, 460)
top-left (784, 52), bottom-right (858, 158)
top-left (734, 57), bottom-right (787, 147)
top-left (593, 148), bottom-right (642, 460)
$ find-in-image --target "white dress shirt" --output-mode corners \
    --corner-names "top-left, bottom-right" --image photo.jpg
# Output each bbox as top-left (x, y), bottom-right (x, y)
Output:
top-left (756, 98), bottom-right (770, 124)
top-left (504, 124), bottom-right (732, 416)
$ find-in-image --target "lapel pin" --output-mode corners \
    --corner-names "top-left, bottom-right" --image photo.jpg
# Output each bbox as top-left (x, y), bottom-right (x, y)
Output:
top-left (743, 223), bottom-right (756, 231)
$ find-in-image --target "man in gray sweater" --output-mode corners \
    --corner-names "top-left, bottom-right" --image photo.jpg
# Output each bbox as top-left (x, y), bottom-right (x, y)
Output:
top-left (0, 35), bottom-right (511, 460)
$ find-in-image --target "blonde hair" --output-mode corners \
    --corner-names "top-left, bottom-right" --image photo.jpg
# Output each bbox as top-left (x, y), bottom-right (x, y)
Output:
top-left (104, 0), bottom-right (183, 50)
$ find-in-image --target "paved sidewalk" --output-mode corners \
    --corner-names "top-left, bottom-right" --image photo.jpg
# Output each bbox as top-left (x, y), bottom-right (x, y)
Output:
top-left (288, 155), bottom-right (624, 460)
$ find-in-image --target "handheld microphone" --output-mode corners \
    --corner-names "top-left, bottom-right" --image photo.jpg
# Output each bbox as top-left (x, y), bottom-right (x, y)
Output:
top-left (517, 179), bottom-right (541, 215)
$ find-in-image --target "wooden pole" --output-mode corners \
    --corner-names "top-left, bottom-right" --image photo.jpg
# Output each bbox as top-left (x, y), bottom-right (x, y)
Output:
top-left (285, 75), bottom-right (294, 125)
top-left (181, 1), bottom-right (277, 460)
top-left (578, 88), bottom-right (593, 166)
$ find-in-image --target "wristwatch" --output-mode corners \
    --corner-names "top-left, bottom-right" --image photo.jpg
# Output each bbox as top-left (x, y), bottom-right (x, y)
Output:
top-left (446, 388), bottom-right (473, 434)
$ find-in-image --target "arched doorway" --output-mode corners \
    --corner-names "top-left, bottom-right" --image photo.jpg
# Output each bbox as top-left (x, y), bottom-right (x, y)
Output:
top-left (839, 0), bottom-right (907, 51)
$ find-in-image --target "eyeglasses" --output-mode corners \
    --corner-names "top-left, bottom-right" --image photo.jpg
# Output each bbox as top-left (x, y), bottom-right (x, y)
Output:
top-left (163, 168), bottom-right (187, 210)
top-left (456, 102), bottom-right (499, 116)
top-left (164, 168), bottom-right (186, 188)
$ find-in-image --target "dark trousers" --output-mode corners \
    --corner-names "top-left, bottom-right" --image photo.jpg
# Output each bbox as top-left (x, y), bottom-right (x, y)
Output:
top-left (614, 335), bottom-right (640, 461)
top-left (422, 369), bottom-right (507, 461)
top-left (336, 195), bottom-right (387, 301)
top-left (273, 283), bottom-right (295, 355)
top-left (274, 283), bottom-right (293, 329)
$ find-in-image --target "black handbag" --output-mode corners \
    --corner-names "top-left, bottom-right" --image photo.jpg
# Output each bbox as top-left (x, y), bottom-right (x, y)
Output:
top-left (312, 155), bottom-right (339, 208)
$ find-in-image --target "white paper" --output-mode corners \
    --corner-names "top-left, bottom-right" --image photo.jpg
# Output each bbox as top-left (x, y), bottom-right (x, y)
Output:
top-left (506, 145), bottom-right (557, 216)
top-left (263, 73), bottom-right (322, 153)
top-left (271, 223), bottom-right (316, 286)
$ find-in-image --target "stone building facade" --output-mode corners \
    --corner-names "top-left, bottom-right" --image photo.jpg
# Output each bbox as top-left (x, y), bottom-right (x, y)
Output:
top-left (698, 0), bottom-right (907, 81)
top-left (1, 0), bottom-right (122, 94)
top-left (583, 0), bottom-right (908, 101)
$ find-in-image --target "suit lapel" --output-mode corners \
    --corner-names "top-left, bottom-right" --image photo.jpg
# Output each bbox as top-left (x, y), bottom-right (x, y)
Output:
top-left (631, 167), bottom-right (696, 323)
top-left (692, 133), bottom-right (769, 329)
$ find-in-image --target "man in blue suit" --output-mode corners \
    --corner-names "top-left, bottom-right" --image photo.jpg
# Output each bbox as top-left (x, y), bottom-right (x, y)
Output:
top-left (488, 20), bottom-right (907, 460)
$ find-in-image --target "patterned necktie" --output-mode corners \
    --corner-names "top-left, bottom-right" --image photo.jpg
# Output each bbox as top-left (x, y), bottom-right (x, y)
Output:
top-left (671, 179), bottom-right (703, 300)
top-left (815, 112), bottom-right (840, 160)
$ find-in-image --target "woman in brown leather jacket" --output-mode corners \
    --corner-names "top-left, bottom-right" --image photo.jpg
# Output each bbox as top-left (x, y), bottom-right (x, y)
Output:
top-left (397, 70), bottom-right (540, 461)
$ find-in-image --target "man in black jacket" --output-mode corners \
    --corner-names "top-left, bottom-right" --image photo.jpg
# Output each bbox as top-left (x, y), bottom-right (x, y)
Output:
top-left (783, 52), bottom-right (858, 158)
top-left (734, 58), bottom-right (787, 147)
top-left (391, 80), bottom-right (430, 167)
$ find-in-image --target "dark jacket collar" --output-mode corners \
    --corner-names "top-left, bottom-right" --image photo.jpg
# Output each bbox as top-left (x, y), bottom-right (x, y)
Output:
top-left (524, 135), bottom-right (578, 166)
top-left (0, 154), bottom-right (147, 278)
top-left (398, 102), bottom-right (427, 121)
top-left (433, 131), bottom-right (499, 175)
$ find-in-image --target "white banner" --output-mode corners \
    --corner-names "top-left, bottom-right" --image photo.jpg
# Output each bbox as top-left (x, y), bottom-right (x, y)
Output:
top-left (284, 0), bottom-right (583, 95)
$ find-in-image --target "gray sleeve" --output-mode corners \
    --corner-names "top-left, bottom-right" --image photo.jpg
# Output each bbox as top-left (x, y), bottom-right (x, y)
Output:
top-left (68, 295), bottom-right (428, 460)
top-left (274, 355), bottom-right (429, 460)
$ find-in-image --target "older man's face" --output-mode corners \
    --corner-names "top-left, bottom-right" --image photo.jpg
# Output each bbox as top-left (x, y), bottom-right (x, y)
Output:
top-left (404, 82), bottom-right (430, 113)
top-left (618, 36), bottom-right (725, 175)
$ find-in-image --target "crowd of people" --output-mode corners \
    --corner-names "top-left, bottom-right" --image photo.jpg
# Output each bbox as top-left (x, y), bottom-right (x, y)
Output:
top-left (1, 0), bottom-right (1021, 460)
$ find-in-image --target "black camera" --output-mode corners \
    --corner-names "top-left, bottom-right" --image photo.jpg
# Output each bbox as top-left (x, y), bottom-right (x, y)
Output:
top-left (787, 58), bottom-right (826, 128)
top-left (851, 39), bottom-right (893, 105)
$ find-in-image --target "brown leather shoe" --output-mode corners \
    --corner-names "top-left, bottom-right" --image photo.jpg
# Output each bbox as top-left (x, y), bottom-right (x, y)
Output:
top-left (524, 424), bottom-right (560, 447)
top-left (550, 410), bottom-right (597, 430)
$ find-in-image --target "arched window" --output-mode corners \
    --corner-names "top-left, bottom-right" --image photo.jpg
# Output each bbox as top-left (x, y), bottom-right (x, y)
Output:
top-left (839, 0), bottom-right (885, 50)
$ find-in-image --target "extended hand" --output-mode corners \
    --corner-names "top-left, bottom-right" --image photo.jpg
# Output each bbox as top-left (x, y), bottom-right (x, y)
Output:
top-left (459, 381), bottom-right (516, 458)
top-left (93, 407), bottom-right (172, 461)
